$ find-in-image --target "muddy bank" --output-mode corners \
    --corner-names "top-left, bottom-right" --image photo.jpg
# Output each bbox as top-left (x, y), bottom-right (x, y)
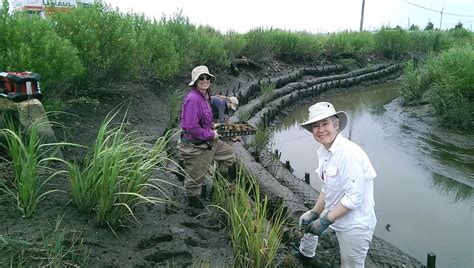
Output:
top-left (228, 61), bottom-right (424, 267)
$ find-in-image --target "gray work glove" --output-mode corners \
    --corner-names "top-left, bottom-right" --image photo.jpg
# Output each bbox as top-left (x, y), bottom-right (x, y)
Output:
top-left (299, 210), bottom-right (319, 227)
top-left (305, 214), bottom-right (333, 236)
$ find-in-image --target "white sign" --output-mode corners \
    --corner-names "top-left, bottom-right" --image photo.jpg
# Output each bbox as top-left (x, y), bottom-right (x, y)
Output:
top-left (42, 0), bottom-right (77, 8)
top-left (12, 0), bottom-right (43, 9)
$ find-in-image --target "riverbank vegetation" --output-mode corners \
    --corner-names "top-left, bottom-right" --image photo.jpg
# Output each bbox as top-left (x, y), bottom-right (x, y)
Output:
top-left (401, 45), bottom-right (473, 129)
top-left (212, 169), bottom-right (287, 267)
top-left (0, 1), bottom-right (472, 266)
top-left (1, 2), bottom-right (472, 112)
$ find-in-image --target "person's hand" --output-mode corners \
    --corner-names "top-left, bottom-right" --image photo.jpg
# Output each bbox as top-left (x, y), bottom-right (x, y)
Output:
top-left (305, 214), bottom-right (332, 236)
top-left (213, 123), bottom-right (224, 130)
top-left (213, 129), bottom-right (220, 139)
top-left (299, 210), bottom-right (319, 227)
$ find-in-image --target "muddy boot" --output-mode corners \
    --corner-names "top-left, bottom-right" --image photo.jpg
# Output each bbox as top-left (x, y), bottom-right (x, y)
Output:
top-left (226, 163), bottom-right (237, 183)
top-left (188, 196), bottom-right (204, 209)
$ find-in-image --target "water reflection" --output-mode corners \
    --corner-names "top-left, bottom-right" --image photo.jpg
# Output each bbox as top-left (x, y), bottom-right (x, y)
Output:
top-left (270, 82), bottom-right (473, 267)
top-left (432, 173), bottom-right (473, 202)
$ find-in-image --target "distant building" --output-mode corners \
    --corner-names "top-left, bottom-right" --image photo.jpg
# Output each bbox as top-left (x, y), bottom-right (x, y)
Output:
top-left (10, 0), bottom-right (102, 17)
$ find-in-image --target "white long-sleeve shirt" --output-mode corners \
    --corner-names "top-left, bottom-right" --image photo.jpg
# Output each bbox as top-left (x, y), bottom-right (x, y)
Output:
top-left (316, 133), bottom-right (377, 231)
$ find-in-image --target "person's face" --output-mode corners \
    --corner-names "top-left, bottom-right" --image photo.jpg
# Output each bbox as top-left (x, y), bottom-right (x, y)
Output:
top-left (196, 74), bottom-right (211, 91)
top-left (311, 117), bottom-right (338, 149)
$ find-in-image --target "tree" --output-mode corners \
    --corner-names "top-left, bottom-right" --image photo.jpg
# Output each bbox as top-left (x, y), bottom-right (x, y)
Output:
top-left (409, 24), bottom-right (420, 31)
top-left (454, 21), bottom-right (463, 30)
top-left (424, 22), bottom-right (434, 31)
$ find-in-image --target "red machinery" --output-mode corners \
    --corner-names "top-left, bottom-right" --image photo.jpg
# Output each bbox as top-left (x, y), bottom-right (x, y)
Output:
top-left (0, 71), bottom-right (43, 102)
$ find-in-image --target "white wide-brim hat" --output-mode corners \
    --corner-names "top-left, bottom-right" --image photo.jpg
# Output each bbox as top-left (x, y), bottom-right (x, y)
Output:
top-left (300, 102), bottom-right (347, 132)
top-left (188, 65), bottom-right (216, 87)
top-left (228, 96), bottom-right (239, 111)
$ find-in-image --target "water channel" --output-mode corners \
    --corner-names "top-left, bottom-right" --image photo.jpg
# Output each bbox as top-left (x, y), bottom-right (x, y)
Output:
top-left (269, 82), bottom-right (473, 268)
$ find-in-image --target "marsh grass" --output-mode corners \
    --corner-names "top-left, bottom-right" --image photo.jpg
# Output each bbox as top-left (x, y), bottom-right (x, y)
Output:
top-left (426, 46), bottom-right (474, 127)
top-left (40, 215), bottom-right (89, 267)
top-left (165, 88), bottom-right (184, 132)
top-left (68, 108), bottom-right (176, 228)
top-left (0, 116), bottom-right (73, 218)
top-left (211, 167), bottom-right (287, 267)
top-left (237, 108), bottom-right (251, 122)
top-left (400, 60), bottom-right (431, 105)
top-left (260, 82), bottom-right (276, 103)
top-left (0, 215), bottom-right (88, 267)
top-left (251, 124), bottom-right (273, 159)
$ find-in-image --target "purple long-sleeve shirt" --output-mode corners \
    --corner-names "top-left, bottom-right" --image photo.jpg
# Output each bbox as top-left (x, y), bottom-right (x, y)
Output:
top-left (180, 87), bottom-right (215, 141)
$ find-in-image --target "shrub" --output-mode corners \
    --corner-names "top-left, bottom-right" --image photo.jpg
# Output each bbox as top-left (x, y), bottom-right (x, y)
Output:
top-left (374, 26), bottom-right (409, 59)
top-left (400, 60), bottom-right (431, 105)
top-left (243, 28), bottom-right (278, 61)
top-left (0, 12), bottom-right (83, 95)
top-left (130, 14), bottom-right (180, 82)
top-left (51, 5), bottom-right (140, 87)
top-left (323, 31), bottom-right (375, 59)
top-left (426, 46), bottom-right (474, 128)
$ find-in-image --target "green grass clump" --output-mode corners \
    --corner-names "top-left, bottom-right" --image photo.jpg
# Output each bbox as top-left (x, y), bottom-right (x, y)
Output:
top-left (251, 125), bottom-right (272, 159)
top-left (0, 117), bottom-right (69, 218)
top-left (68, 109), bottom-right (175, 228)
top-left (400, 60), bottom-right (431, 105)
top-left (428, 46), bottom-right (473, 127)
top-left (260, 82), bottom-right (276, 103)
top-left (0, 215), bottom-right (88, 267)
top-left (237, 108), bottom-right (251, 122)
top-left (212, 167), bottom-right (287, 267)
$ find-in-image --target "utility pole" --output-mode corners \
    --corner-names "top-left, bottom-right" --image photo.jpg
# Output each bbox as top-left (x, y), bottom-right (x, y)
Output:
top-left (439, 7), bottom-right (444, 29)
top-left (359, 0), bottom-right (365, 31)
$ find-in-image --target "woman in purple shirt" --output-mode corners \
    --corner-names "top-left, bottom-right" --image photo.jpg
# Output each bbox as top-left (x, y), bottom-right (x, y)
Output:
top-left (177, 65), bottom-right (236, 209)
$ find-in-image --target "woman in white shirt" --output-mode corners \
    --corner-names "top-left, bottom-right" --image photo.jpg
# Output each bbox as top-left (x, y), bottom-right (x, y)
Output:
top-left (296, 101), bottom-right (377, 268)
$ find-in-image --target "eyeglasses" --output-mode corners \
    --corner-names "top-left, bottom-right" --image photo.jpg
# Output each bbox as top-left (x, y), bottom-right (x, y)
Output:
top-left (198, 75), bottom-right (211, 81)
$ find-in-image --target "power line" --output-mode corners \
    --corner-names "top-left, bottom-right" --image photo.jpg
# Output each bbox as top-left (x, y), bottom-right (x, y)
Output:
top-left (404, 0), bottom-right (474, 17)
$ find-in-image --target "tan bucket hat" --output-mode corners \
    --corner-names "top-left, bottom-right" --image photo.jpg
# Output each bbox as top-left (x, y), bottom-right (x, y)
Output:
top-left (188, 65), bottom-right (215, 87)
top-left (300, 102), bottom-right (347, 132)
top-left (228, 96), bottom-right (239, 111)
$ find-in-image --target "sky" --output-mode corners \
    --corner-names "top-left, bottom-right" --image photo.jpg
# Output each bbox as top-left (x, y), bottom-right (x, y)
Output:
top-left (104, 0), bottom-right (474, 33)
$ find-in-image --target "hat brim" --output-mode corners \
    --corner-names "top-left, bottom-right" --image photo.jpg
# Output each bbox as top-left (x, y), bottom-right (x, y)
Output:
top-left (229, 103), bottom-right (237, 111)
top-left (300, 111), bottom-right (347, 132)
top-left (188, 72), bottom-right (216, 87)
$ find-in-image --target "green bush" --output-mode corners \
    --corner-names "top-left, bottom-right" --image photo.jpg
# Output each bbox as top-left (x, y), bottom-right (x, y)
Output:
top-left (400, 60), bottom-right (431, 104)
top-left (131, 14), bottom-right (179, 81)
top-left (0, 12), bottom-right (83, 95)
top-left (223, 30), bottom-right (247, 59)
top-left (243, 28), bottom-right (278, 61)
top-left (51, 5), bottom-right (140, 86)
top-left (374, 26), bottom-right (409, 59)
top-left (271, 30), bottom-right (325, 61)
top-left (161, 12), bottom-right (228, 71)
top-left (323, 31), bottom-right (375, 59)
top-left (426, 46), bottom-right (474, 127)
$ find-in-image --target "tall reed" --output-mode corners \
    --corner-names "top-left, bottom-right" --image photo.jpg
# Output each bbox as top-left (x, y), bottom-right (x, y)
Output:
top-left (212, 167), bottom-right (287, 267)
top-left (251, 125), bottom-right (272, 159)
top-left (400, 60), bottom-right (431, 105)
top-left (237, 109), bottom-right (251, 122)
top-left (68, 109), bottom-right (176, 228)
top-left (260, 82), bottom-right (276, 103)
top-left (0, 117), bottom-right (68, 218)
